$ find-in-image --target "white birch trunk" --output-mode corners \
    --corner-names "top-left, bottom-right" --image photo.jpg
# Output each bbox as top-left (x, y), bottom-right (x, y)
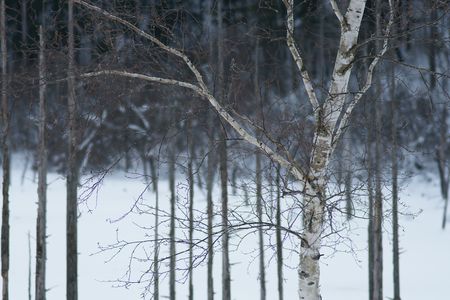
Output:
top-left (296, 1), bottom-right (369, 299)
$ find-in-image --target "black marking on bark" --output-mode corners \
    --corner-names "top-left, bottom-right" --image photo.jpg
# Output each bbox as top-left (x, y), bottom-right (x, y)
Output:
top-left (299, 271), bottom-right (309, 279)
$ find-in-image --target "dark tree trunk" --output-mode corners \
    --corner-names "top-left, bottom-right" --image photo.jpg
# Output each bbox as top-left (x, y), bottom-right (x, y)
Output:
top-left (149, 157), bottom-right (159, 300)
top-left (36, 25), bottom-right (48, 300)
top-left (67, 1), bottom-right (79, 299)
top-left (344, 135), bottom-right (353, 220)
top-left (187, 120), bottom-right (195, 300)
top-left (373, 2), bottom-right (384, 299)
top-left (169, 152), bottom-right (176, 300)
top-left (256, 153), bottom-right (266, 300)
top-left (28, 232), bottom-right (32, 300)
top-left (437, 106), bottom-right (449, 229)
top-left (367, 92), bottom-right (375, 300)
top-left (216, 1), bottom-right (231, 299)
top-left (205, 1), bottom-right (215, 299)
top-left (391, 66), bottom-right (401, 300)
top-left (275, 166), bottom-right (283, 300)
top-left (206, 113), bottom-right (215, 300)
top-left (1, 1), bottom-right (10, 298)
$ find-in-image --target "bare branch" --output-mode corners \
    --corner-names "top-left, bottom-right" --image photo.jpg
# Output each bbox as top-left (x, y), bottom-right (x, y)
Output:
top-left (74, 0), bottom-right (209, 92)
top-left (283, 0), bottom-right (320, 113)
top-left (329, 0), bottom-right (345, 28)
top-left (79, 70), bottom-right (309, 185)
top-left (325, 0), bottom-right (368, 132)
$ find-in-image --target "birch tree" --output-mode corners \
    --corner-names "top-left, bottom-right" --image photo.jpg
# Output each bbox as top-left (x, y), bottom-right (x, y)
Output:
top-left (73, 0), bottom-right (394, 299)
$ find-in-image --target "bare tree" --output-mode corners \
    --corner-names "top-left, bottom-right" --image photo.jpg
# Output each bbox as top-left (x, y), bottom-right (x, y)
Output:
top-left (217, 2), bottom-right (231, 300)
top-left (275, 166), bottom-right (283, 300)
top-left (255, 152), bottom-right (266, 300)
top-left (206, 1), bottom-right (216, 299)
top-left (169, 152), bottom-right (176, 300)
top-left (28, 232), bottom-right (32, 300)
top-left (67, 1), bottom-right (79, 299)
top-left (73, 1), bottom-right (394, 298)
top-left (367, 100), bottom-right (375, 300)
top-left (373, 1), bottom-right (384, 299)
top-left (36, 24), bottom-right (48, 300)
top-left (149, 156), bottom-right (159, 300)
top-left (187, 119), bottom-right (195, 300)
top-left (0, 0), bottom-right (10, 298)
top-left (254, 35), bottom-right (266, 300)
top-left (390, 62), bottom-right (401, 300)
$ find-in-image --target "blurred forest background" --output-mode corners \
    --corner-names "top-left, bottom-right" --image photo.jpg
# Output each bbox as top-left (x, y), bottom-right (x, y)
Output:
top-left (0, 0), bottom-right (449, 300)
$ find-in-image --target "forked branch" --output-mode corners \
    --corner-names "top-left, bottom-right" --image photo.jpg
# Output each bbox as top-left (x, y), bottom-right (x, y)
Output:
top-left (283, 0), bottom-right (320, 113)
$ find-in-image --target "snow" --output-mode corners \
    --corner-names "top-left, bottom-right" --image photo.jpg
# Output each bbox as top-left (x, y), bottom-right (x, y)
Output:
top-left (2, 157), bottom-right (450, 299)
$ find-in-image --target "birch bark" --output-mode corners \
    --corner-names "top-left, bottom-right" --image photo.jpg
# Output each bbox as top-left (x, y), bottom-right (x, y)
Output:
top-left (294, 1), bottom-right (368, 299)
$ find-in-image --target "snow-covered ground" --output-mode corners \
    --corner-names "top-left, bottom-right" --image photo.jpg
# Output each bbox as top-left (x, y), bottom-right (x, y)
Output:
top-left (3, 157), bottom-right (450, 299)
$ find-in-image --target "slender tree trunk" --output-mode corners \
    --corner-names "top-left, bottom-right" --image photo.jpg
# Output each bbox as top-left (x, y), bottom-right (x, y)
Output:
top-left (216, 1), bottom-right (231, 299)
top-left (256, 153), bottom-right (266, 300)
top-left (28, 232), bottom-right (32, 300)
top-left (169, 153), bottom-right (176, 300)
top-left (373, 90), bottom-right (384, 300)
top-left (344, 134), bottom-right (353, 220)
top-left (391, 65), bottom-right (401, 300)
top-left (0, 1), bottom-right (10, 298)
top-left (36, 25), bottom-right (48, 300)
top-left (187, 120), bottom-right (195, 300)
top-left (149, 157), bottom-right (159, 300)
top-left (438, 106), bottom-right (449, 229)
top-left (206, 115), bottom-right (215, 300)
top-left (67, 1), bottom-right (79, 299)
top-left (373, 2), bottom-right (384, 299)
top-left (367, 106), bottom-right (375, 300)
top-left (205, 1), bottom-right (215, 299)
top-left (253, 34), bottom-right (266, 300)
top-left (275, 166), bottom-right (283, 300)
top-left (293, 0), bottom-right (369, 297)
top-left (21, 0), bottom-right (27, 49)
top-left (219, 129), bottom-right (230, 300)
